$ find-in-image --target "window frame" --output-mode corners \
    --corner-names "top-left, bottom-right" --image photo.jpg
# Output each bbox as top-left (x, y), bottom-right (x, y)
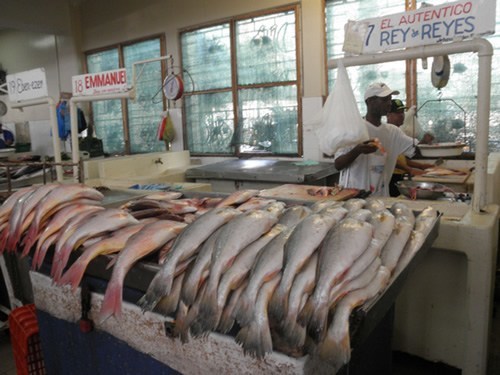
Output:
top-left (83, 33), bottom-right (167, 155)
top-left (179, 4), bottom-right (303, 157)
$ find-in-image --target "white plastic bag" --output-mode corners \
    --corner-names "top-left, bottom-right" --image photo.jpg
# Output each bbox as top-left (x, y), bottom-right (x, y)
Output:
top-left (315, 60), bottom-right (368, 156)
top-left (400, 105), bottom-right (423, 139)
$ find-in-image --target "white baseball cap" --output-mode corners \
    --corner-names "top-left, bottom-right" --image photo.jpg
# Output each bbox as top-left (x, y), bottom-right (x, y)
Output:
top-left (364, 82), bottom-right (400, 100)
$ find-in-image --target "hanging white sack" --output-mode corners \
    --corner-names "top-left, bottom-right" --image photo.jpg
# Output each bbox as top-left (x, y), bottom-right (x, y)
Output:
top-left (400, 105), bottom-right (423, 139)
top-left (315, 60), bottom-right (368, 156)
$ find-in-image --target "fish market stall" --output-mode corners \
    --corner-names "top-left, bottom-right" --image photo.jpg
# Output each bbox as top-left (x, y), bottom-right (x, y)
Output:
top-left (0, 184), bottom-right (440, 374)
top-left (185, 159), bottom-right (339, 192)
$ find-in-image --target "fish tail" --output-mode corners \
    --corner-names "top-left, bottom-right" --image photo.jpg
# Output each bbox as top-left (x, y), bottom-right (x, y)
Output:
top-left (236, 321), bottom-right (271, 359)
top-left (282, 319), bottom-right (306, 348)
top-left (317, 330), bottom-right (351, 370)
top-left (35, 241), bottom-right (51, 270)
top-left (297, 299), bottom-right (314, 327)
top-left (306, 305), bottom-right (328, 343)
top-left (268, 287), bottom-right (287, 322)
top-left (0, 227), bottom-right (9, 253)
top-left (137, 279), bottom-right (168, 312)
top-left (181, 283), bottom-right (197, 306)
top-left (197, 288), bottom-right (220, 332)
top-left (234, 295), bottom-right (254, 327)
top-left (20, 236), bottom-right (35, 258)
top-left (217, 310), bottom-right (235, 334)
top-left (58, 260), bottom-right (86, 292)
top-left (99, 278), bottom-right (123, 323)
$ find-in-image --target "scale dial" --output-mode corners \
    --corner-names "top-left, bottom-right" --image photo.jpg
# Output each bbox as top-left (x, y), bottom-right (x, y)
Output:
top-left (163, 74), bottom-right (184, 101)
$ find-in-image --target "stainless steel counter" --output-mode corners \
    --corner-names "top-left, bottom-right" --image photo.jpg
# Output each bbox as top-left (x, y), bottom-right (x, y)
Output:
top-left (185, 159), bottom-right (338, 192)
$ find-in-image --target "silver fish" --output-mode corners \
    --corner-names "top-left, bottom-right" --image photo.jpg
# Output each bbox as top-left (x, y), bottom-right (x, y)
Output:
top-left (299, 217), bottom-right (373, 342)
top-left (317, 266), bottom-right (390, 370)
top-left (235, 275), bottom-right (281, 359)
top-left (197, 203), bottom-right (284, 329)
top-left (343, 198), bottom-right (366, 212)
top-left (329, 210), bottom-right (395, 307)
top-left (181, 227), bottom-right (223, 306)
top-left (217, 279), bottom-right (248, 334)
top-left (270, 206), bottom-right (348, 322)
top-left (199, 223), bottom-right (287, 333)
top-left (233, 225), bottom-right (293, 327)
top-left (281, 253), bottom-right (318, 348)
top-left (237, 197), bottom-right (277, 212)
top-left (277, 205), bottom-right (312, 228)
top-left (139, 206), bottom-right (241, 311)
top-left (380, 215), bottom-right (414, 274)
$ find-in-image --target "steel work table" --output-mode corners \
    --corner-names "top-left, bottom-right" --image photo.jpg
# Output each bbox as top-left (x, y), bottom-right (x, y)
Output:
top-left (185, 159), bottom-right (339, 192)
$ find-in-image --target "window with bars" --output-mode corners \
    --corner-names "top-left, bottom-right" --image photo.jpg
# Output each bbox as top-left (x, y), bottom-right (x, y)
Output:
top-left (85, 36), bottom-right (166, 155)
top-left (326, 0), bottom-right (500, 152)
top-left (181, 6), bottom-right (301, 156)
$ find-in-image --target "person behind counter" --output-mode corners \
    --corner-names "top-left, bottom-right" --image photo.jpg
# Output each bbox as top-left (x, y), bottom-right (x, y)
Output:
top-left (387, 99), bottom-right (435, 197)
top-left (334, 82), bottom-right (419, 197)
top-left (0, 123), bottom-right (14, 149)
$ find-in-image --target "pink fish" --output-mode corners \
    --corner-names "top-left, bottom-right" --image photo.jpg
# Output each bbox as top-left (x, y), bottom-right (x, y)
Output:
top-left (51, 209), bottom-right (139, 282)
top-left (98, 220), bottom-right (186, 322)
top-left (58, 222), bottom-right (149, 291)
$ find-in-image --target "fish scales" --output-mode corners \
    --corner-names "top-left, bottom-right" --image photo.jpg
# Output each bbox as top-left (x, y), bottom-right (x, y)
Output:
top-left (138, 206), bottom-right (241, 312)
top-left (299, 217), bottom-right (373, 342)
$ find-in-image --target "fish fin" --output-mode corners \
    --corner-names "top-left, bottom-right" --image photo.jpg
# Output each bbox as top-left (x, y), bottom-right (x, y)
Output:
top-left (58, 260), bottom-right (86, 292)
top-left (197, 288), bottom-right (220, 332)
top-left (236, 320), bottom-right (271, 359)
top-left (306, 305), bottom-right (328, 343)
top-left (268, 287), bottom-right (287, 322)
top-left (138, 273), bottom-right (173, 312)
top-left (217, 311), bottom-right (235, 334)
top-left (20, 235), bottom-right (36, 258)
top-left (99, 278), bottom-right (123, 323)
top-left (181, 282), bottom-right (198, 306)
top-left (0, 227), bottom-right (10, 253)
top-left (234, 295), bottom-right (254, 327)
top-left (317, 330), bottom-right (351, 370)
top-left (282, 319), bottom-right (306, 348)
top-left (297, 299), bottom-right (314, 327)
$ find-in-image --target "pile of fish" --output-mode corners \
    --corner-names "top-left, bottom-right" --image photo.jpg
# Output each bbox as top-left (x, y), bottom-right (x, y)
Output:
top-left (0, 183), bottom-right (438, 371)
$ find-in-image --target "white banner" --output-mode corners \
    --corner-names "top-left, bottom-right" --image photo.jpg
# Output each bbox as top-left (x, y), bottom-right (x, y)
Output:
top-left (72, 68), bottom-right (128, 97)
top-left (6, 68), bottom-right (48, 102)
top-left (343, 0), bottom-right (497, 54)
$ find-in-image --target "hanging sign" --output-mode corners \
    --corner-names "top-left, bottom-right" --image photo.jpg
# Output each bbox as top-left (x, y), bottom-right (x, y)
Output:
top-left (6, 68), bottom-right (48, 102)
top-left (72, 68), bottom-right (128, 97)
top-left (343, 0), bottom-right (497, 54)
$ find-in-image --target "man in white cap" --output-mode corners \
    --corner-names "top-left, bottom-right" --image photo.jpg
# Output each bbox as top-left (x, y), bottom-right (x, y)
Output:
top-left (334, 82), bottom-right (417, 197)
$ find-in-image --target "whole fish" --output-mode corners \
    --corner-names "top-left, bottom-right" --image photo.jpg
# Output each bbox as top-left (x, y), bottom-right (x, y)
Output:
top-left (198, 223), bottom-right (287, 333)
top-left (276, 205), bottom-right (312, 228)
top-left (217, 279), bottom-right (248, 334)
top-left (233, 225), bottom-right (293, 327)
top-left (99, 220), bottom-right (186, 322)
top-left (181, 227), bottom-right (223, 306)
top-left (343, 198), bottom-right (366, 213)
top-left (6, 188), bottom-right (37, 251)
top-left (380, 214), bottom-right (414, 274)
top-left (58, 221), bottom-right (150, 291)
top-left (0, 186), bottom-right (36, 224)
top-left (317, 266), bottom-right (390, 371)
top-left (138, 206), bottom-right (241, 312)
top-left (237, 197), bottom-right (277, 212)
top-left (142, 191), bottom-right (183, 201)
top-left (329, 210), bottom-right (395, 306)
top-left (154, 272), bottom-right (185, 316)
top-left (29, 204), bottom-right (104, 261)
top-left (33, 206), bottom-right (105, 270)
top-left (414, 206), bottom-right (438, 236)
top-left (270, 206), bottom-right (348, 322)
top-left (310, 199), bottom-right (344, 213)
top-left (281, 253), bottom-right (318, 348)
top-left (299, 217), bottom-right (373, 342)
top-left (235, 275), bottom-right (281, 359)
top-left (26, 184), bottom-right (104, 244)
top-left (198, 202), bottom-right (285, 328)
top-left (51, 209), bottom-right (139, 281)
top-left (215, 189), bottom-right (260, 208)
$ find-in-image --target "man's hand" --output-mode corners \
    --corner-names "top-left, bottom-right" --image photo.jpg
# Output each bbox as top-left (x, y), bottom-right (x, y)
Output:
top-left (355, 139), bottom-right (379, 155)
